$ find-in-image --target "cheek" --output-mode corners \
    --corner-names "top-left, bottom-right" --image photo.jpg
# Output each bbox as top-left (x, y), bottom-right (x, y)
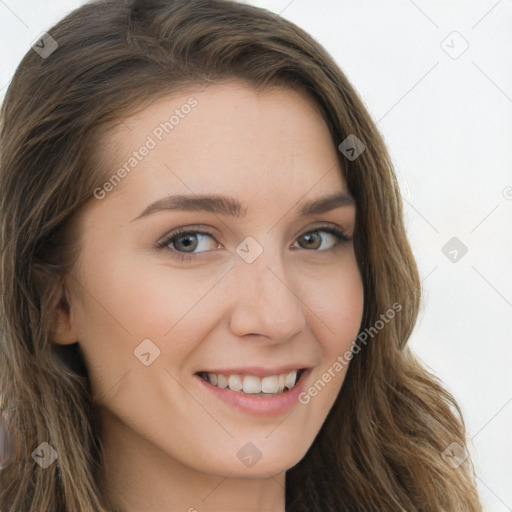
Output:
top-left (71, 254), bottom-right (228, 388)
top-left (291, 256), bottom-right (364, 422)
top-left (305, 259), bottom-right (364, 349)
top-left (74, 248), bottom-right (214, 338)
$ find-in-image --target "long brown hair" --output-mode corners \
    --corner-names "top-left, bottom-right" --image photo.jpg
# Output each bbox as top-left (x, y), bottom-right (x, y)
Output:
top-left (0, 0), bottom-right (482, 510)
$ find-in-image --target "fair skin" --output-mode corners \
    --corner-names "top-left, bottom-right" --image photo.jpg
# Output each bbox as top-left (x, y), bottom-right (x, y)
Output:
top-left (53, 81), bottom-right (364, 512)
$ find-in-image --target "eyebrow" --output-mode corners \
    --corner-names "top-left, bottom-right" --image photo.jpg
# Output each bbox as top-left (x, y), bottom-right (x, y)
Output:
top-left (131, 191), bottom-right (355, 223)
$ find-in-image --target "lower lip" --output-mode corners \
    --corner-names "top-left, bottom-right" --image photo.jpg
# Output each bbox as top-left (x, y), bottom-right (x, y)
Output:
top-left (196, 370), bottom-right (310, 418)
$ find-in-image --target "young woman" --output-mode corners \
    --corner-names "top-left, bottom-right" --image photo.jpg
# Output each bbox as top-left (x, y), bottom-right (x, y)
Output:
top-left (0, 0), bottom-right (482, 510)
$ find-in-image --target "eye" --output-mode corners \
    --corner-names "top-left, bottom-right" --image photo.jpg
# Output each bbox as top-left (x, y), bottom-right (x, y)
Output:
top-left (156, 225), bottom-right (351, 262)
top-left (156, 228), bottom-right (220, 258)
top-left (293, 226), bottom-right (350, 251)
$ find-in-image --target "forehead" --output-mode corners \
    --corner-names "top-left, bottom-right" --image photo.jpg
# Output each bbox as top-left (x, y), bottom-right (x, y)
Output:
top-left (93, 80), bottom-right (347, 208)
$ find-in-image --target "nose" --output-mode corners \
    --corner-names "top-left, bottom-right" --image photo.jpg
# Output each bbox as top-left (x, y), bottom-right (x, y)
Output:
top-left (227, 246), bottom-right (307, 343)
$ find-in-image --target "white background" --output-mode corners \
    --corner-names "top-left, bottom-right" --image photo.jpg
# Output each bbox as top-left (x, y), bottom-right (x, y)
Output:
top-left (1, 1), bottom-right (511, 510)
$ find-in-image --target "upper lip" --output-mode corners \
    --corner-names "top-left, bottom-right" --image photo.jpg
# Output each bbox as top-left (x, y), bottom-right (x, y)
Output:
top-left (196, 365), bottom-right (310, 378)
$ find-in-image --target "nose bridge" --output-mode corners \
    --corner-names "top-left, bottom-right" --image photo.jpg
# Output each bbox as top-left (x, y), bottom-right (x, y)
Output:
top-left (228, 238), bottom-right (307, 340)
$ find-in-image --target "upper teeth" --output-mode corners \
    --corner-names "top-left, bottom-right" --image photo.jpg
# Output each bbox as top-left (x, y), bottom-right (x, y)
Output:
top-left (200, 370), bottom-right (300, 395)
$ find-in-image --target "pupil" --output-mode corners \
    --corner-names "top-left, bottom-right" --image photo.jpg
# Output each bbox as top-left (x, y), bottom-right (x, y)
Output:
top-left (302, 233), bottom-right (319, 249)
top-left (177, 234), bottom-right (197, 252)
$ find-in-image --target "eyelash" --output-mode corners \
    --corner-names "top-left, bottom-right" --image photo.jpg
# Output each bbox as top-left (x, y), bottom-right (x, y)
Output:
top-left (156, 225), bottom-right (352, 262)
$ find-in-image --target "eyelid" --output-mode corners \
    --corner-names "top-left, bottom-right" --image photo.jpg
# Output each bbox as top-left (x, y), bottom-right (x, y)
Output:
top-left (155, 222), bottom-right (352, 261)
top-left (155, 226), bottom-right (218, 249)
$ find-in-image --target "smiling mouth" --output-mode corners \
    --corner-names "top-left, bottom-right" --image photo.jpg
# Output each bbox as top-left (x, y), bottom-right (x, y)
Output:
top-left (196, 369), bottom-right (305, 396)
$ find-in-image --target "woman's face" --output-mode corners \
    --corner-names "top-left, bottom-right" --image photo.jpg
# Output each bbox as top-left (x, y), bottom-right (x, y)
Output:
top-left (57, 81), bottom-right (364, 478)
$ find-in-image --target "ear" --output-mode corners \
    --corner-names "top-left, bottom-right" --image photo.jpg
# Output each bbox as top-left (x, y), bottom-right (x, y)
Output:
top-left (51, 278), bottom-right (78, 345)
